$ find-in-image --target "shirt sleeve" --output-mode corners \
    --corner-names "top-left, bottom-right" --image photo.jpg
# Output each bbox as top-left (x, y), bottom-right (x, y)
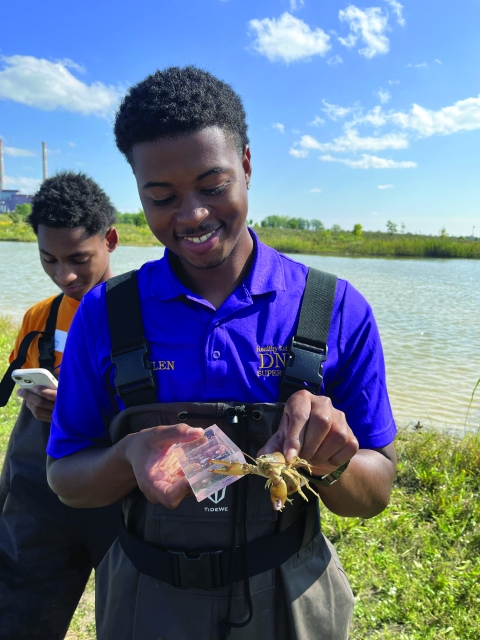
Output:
top-left (324, 281), bottom-right (396, 449)
top-left (47, 292), bottom-right (117, 458)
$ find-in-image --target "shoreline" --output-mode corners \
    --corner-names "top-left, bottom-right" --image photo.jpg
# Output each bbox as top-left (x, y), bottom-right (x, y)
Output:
top-left (1, 222), bottom-right (479, 259)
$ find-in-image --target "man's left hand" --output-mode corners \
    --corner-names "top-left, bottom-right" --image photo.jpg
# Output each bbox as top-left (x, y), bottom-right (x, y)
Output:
top-left (259, 390), bottom-right (359, 476)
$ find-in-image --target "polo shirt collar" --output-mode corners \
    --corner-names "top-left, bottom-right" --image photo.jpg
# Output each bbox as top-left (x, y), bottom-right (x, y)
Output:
top-left (150, 227), bottom-right (285, 302)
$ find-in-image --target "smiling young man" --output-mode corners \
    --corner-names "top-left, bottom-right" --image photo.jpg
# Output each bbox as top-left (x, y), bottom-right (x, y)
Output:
top-left (47, 67), bottom-right (397, 640)
top-left (0, 171), bottom-right (121, 640)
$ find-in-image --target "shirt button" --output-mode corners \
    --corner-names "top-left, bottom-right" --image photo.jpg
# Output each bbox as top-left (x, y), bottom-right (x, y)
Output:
top-left (213, 350), bottom-right (221, 359)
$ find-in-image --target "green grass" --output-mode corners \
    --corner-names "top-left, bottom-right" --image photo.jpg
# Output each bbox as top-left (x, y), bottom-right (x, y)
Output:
top-left (0, 317), bottom-right (479, 638)
top-left (1, 216), bottom-right (480, 258)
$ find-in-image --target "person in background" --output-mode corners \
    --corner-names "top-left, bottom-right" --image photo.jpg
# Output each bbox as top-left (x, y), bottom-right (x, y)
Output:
top-left (0, 171), bottom-right (121, 640)
top-left (47, 68), bottom-right (397, 640)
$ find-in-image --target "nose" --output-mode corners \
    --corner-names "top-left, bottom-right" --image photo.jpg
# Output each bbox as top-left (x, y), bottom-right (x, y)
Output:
top-left (55, 263), bottom-right (77, 286)
top-left (176, 194), bottom-right (209, 227)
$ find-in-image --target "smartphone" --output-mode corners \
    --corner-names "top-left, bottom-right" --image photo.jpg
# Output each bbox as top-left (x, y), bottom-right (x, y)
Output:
top-left (11, 368), bottom-right (58, 390)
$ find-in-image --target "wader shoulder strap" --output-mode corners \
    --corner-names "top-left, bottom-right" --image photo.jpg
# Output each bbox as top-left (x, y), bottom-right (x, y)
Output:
top-left (279, 268), bottom-right (337, 402)
top-left (106, 271), bottom-right (157, 408)
top-left (0, 293), bottom-right (63, 407)
top-left (38, 293), bottom-right (64, 371)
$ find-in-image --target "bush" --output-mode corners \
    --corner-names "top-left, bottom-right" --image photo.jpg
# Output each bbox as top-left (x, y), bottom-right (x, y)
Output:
top-left (7, 203), bottom-right (31, 224)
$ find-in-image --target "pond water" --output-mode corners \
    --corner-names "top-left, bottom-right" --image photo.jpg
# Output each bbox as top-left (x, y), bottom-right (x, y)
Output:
top-left (1, 241), bottom-right (479, 434)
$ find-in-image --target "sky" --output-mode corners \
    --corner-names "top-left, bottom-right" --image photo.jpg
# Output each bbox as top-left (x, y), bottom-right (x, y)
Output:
top-left (1, 0), bottom-right (479, 236)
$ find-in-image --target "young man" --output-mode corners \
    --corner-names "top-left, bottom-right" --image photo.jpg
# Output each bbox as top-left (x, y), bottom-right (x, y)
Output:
top-left (47, 67), bottom-right (397, 640)
top-left (0, 171), bottom-right (121, 640)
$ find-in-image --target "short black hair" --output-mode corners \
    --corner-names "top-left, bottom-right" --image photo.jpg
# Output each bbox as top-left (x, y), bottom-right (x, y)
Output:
top-left (27, 171), bottom-right (117, 236)
top-left (114, 66), bottom-right (249, 164)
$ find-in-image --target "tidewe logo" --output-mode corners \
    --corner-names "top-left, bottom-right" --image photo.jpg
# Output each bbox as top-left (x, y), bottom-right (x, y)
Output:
top-left (204, 487), bottom-right (228, 512)
top-left (256, 345), bottom-right (289, 377)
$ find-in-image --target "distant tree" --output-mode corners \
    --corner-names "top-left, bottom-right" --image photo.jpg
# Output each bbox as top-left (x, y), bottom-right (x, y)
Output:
top-left (331, 224), bottom-right (342, 233)
top-left (261, 215), bottom-right (290, 228)
top-left (134, 210), bottom-right (147, 227)
top-left (353, 223), bottom-right (363, 237)
top-left (7, 203), bottom-right (31, 224)
top-left (401, 221), bottom-right (406, 234)
top-left (118, 210), bottom-right (147, 226)
top-left (310, 219), bottom-right (324, 231)
top-left (287, 217), bottom-right (310, 230)
top-left (386, 220), bottom-right (398, 234)
top-left (440, 226), bottom-right (448, 237)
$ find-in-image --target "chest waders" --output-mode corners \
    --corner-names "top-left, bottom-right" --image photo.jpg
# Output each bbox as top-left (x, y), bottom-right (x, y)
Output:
top-left (0, 295), bottom-right (121, 640)
top-left (96, 269), bottom-right (355, 640)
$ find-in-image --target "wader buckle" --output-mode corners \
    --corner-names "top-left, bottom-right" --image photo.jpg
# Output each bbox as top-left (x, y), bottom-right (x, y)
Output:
top-left (170, 549), bottom-right (223, 590)
top-left (110, 340), bottom-right (155, 400)
top-left (281, 340), bottom-right (327, 396)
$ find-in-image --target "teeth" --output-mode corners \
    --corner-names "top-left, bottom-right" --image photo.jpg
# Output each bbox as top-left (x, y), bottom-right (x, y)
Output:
top-left (184, 229), bottom-right (216, 244)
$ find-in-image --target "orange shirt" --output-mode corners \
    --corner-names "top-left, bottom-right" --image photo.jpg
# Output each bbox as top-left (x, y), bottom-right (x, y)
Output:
top-left (9, 295), bottom-right (80, 371)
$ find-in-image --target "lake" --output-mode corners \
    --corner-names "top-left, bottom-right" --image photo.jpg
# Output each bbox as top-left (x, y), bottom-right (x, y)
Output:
top-left (1, 241), bottom-right (479, 434)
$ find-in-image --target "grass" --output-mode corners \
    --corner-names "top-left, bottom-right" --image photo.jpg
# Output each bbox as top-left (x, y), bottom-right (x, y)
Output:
top-left (0, 318), bottom-right (479, 638)
top-left (1, 216), bottom-right (480, 258)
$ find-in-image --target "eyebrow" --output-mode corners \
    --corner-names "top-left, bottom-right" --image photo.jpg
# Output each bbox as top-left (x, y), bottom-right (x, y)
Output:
top-left (40, 249), bottom-right (90, 259)
top-left (142, 167), bottom-right (229, 190)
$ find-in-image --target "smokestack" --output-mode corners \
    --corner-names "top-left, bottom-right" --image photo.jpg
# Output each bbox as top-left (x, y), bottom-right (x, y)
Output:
top-left (42, 141), bottom-right (48, 181)
top-left (0, 139), bottom-right (5, 191)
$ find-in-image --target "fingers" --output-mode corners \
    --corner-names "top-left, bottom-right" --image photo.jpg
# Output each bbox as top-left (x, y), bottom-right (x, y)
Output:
top-left (18, 387), bottom-right (56, 422)
top-left (149, 423), bottom-right (204, 449)
top-left (281, 390), bottom-right (313, 461)
top-left (267, 391), bottom-right (358, 468)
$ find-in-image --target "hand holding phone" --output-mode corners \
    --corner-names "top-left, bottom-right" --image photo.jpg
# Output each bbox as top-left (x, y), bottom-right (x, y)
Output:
top-left (11, 368), bottom-right (58, 422)
top-left (11, 368), bottom-right (58, 390)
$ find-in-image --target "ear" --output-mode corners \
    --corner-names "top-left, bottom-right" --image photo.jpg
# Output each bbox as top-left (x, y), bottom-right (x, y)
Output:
top-left (242, 145), bottom-right (252, 188)
top-left (105, 227), bottom-right (119, 252)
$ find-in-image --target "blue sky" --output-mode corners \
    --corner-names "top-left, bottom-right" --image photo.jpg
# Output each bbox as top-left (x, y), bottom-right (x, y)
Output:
top-left (1, 0), bottom-right (479, 236)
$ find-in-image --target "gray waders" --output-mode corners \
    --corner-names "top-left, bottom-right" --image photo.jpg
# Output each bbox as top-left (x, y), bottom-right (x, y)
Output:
top-left (0, 295), bottom-right (121, 640)
top-left (96, 269), bottom-right (355, 640)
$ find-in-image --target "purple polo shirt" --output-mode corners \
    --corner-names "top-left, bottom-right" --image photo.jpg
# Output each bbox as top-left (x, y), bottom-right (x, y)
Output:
top-left (48, 231), bottom-right (396, 458)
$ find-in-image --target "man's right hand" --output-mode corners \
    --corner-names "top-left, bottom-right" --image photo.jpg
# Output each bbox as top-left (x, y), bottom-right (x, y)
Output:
top-left (17, 385), bottom-right (57, 422)
top-left (124, 424), bottom-right (204, 509)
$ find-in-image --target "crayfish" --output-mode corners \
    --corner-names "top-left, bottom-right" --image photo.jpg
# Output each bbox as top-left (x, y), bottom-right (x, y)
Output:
top-left (209, 452), bottom-right (319, 511)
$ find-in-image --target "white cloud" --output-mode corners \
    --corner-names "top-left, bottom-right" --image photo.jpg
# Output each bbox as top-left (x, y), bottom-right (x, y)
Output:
top-left (327, 54), bottom-right (343, 66)
top-left (309, 187), bottom-right (322, 193)
top-left (390, 95), bottom-right (480, 136)
top-left (320, 153), bottom-right (417, 169)
top-left (0, 55), bottom-right (122, 118)
top-left (376, 88), bottom-right (391, 104)
top-left (388, 79), bottom-right (400, 85)
top-left (383, 0), bottom-right (405, 26)
top-left (68, 141), bottom-right (76, 147)
top-left (5, 175), bottom-right (42, 193)
top-left (309, 115), bottom-right (325, 127)
top-left (378, 184), bottom-right (394, 189)
top-left (435, 58), bottom-right (442, 65)
top-left (351, 105), bottom-right (388, 127)
top-left (248, 13), bottom-right (331, 63)
top-left (289, 148), bottom-right (309, 158)
top-left (296, 128), bottom-right (408, 152)
top-left (407, 62), bottom-right (428, 68)
top-left (338, 6), bottom-right (390, 58)
top-left (271, 122), bottom-right (285, 133)
top-left (289, 0), bottom-right (304, 11)
top-left (321, 99), bottom-right (355, 120)
top-left (2, 144), bottom-right (36, 157)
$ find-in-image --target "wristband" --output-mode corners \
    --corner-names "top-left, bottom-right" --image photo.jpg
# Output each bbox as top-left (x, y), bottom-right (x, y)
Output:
top-left (300, 460), bottom-right (350, 487)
